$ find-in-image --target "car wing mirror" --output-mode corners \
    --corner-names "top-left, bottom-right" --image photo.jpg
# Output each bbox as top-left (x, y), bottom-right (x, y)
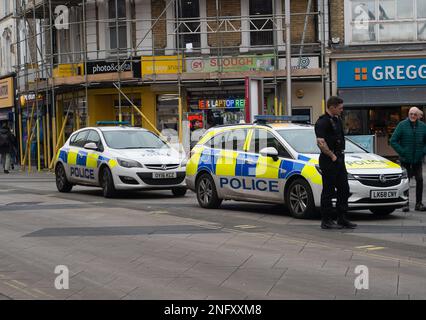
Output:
top-left (260, 147), bottom-right (279, 161)
top-left (84, 142), bottom-right (98, 151)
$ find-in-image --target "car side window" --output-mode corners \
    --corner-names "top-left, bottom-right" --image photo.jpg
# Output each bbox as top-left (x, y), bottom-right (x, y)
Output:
top-left (207, 132), bottom-right (227, 150)
top-left (86, 130), bottom-right (103, 151)
top-left (226, 128), bottom-right (248, 151)
top-left (249, 129), bottom-right (292, 158)
top-left (207, 129), bottom-right (248, 151)
top-left (70, 130), bottom-right (89, 148)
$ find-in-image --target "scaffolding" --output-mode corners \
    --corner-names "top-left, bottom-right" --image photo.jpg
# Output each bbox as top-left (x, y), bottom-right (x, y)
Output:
top-left (12, 0), bottom-right (327, 172)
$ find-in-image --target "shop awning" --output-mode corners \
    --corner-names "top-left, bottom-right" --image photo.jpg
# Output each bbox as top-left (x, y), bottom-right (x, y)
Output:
top-left (338, 87), bottom-right (426, 107)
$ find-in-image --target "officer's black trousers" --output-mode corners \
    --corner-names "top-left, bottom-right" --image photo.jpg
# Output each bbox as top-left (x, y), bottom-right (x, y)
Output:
top-left (319, 154), bottom-right (350, 221)
top-left (401, 162), bottom-right (423, 204)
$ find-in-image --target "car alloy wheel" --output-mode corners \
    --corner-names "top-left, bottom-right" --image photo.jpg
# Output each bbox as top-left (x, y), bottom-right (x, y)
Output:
top-left (289, 184), bottom-right (308, 215)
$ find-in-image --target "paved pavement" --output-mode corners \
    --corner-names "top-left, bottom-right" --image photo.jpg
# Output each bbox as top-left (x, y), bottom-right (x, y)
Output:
top-left (0, 168), bottom-right (425, 299)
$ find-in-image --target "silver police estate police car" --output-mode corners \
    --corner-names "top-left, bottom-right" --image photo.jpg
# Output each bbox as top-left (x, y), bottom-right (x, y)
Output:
top-left (186, 116), bottom-right (409, 219)
top-left (55, 125), bottom-right (187, 198)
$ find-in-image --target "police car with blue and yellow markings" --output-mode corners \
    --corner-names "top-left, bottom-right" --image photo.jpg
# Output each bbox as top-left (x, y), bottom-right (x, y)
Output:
top-left (186, 116), bottom-right (409, 218)
top-left (55, 125), bottom-right (187, 198)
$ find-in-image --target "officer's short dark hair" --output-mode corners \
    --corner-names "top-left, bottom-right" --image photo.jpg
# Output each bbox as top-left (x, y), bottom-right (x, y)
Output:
top-left (327, 96), bottom-right (344, 109)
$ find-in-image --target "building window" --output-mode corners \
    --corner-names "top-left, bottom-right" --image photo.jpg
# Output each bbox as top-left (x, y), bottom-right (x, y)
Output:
top-left (249, 0), bottom-right (273, 46)
top-left (347, 0), bottom-right (426, 44)
top-left (108, 0), bottom-right (128, 51)
top-left (177, 0), bottom-right (201, 50)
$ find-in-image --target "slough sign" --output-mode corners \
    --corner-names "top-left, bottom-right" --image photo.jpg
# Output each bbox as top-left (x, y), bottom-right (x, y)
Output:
top-left (337, 58), bottom-right (426, 88)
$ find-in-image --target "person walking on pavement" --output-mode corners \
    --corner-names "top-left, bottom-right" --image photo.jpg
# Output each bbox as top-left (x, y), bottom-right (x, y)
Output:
top-left (0, 122), bottom-right (15, 174)
top-left (390, 107), bottom-right (426, 212)
top-left (315, 96), bottom-right (357, 230)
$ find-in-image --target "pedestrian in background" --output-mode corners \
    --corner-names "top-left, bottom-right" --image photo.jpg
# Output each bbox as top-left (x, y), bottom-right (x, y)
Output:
top-left (314, 96), bottom-right (357, 229)
top-left (0, 122), bottom-right (15, 174)
top-left (390, 107), bottom-right (426, 212)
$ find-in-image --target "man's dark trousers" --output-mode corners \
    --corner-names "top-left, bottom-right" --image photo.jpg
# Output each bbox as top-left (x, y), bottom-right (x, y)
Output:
top-left (401, 162), bottom-right (423, 204)
top-left (319, 153), bottom-right (350, 221)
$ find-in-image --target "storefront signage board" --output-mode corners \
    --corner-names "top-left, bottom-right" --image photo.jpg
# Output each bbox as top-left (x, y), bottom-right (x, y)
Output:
top-left (0, 77), bottom-right (14, 108)
top-left (53, 63), bottom-right (84, 77)
top-left (141, 55), bottom-right (183, 75)
top-left (186, 55), bottom-right (274, 73)
top-left (86, 60), bottom-right (132, 75)
top-left (198, 98), bottom-right (245, 109)
top-left (338, 59), bottom-right (426, 88)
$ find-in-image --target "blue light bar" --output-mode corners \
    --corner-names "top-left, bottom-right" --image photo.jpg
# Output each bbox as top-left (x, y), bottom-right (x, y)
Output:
top-left (254, 115), bottom-right (310, 123)
top-left (96, 121), bottom-right (130, 126)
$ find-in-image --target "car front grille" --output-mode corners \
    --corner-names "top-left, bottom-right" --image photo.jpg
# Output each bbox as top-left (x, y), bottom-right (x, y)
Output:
top-left (354, 197), bottom-right (406, 204)
top-left (144, 164), bottom-right (180, 170)
top-left (137, 172), bottom-right (185, 186)
top-left (353, 174), bottom-right (402, 187)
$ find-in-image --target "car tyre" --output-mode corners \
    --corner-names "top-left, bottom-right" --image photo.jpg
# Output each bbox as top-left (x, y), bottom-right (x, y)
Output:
top-left (196, 173), bottom-right (222, 209)
top-left (101, 167), bottom-right (116, 198)
top-left (55, 163), bottom-right (73, 193)
top-left (369, 207), bottom-right (395, 216)
top-left (172, 187), bottom-right (187, 197)
top-left (285, 178), bottom-right (316, 219)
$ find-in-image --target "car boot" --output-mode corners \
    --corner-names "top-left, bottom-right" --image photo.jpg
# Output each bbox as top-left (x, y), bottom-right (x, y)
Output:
top-left (337, 217), bottom-right (357, 229)
top-left (321, 219), bottom-right (343, 230)
top-left (415, 203), bottom-right (426, 212)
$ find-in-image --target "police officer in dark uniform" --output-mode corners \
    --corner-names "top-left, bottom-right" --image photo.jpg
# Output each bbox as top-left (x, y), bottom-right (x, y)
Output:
top-left (314, 96), bottom-right (357, 230)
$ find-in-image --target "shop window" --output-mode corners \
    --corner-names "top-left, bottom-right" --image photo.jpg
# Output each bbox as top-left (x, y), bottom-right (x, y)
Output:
top-left (347, 0), bottom-right (426, 43)
top-left (108, 0), bottom-right (128, 51)
top-left (292, 108), bottom-right (311, 124)
top-left (177, 0), bottom-right (201, 50)
top-left (249, 129), bottom-right (292, 158)
top-left (249, 0), bottom-right (273, 46)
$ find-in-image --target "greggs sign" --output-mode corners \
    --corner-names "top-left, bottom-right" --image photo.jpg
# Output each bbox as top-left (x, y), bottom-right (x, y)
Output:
top-left (337, 59), bottom-right (426, 88)
top-left (0, 77), bottom-right (13, 108)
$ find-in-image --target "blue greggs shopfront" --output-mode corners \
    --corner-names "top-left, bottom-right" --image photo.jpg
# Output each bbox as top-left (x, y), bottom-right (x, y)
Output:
top-left (336, 58), bottom-right (426, 158)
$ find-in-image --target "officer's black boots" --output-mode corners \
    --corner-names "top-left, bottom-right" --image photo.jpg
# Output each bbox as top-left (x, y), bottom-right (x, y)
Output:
top-left (415, 203), bottom-right (426, 211)
top-left (321, 220), bottom-right (343, 230)
top-left (337, 217), bottom-right (357, 229)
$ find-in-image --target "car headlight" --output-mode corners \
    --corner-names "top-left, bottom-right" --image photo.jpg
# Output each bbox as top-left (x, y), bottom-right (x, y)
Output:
top-left (180, 158), bottom-right (188, 167)
top-left (117, 158), bottom-right (143, 168)
top-left (402, 168), bottom-right (408, 179)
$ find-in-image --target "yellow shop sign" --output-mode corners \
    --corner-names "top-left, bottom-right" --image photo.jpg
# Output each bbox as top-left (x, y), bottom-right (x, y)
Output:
top-left (141, 55), bottom-right (183, 75)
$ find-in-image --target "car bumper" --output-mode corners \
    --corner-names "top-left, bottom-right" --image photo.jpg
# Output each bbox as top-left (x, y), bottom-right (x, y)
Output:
top-left (111, 166), bottom-right (187, 190)
top-left (312, 178), bottom-right (409, 209)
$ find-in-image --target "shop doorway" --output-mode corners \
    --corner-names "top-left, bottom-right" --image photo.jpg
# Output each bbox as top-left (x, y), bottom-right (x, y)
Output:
top-left (114, 99), bottom-right (142, 126)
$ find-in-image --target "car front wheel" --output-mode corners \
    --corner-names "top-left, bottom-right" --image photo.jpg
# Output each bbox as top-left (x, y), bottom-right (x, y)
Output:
top-left (101, 167), bottom-right (116, 198)
top-left (55, 163), bottom-right (73, 193)
top-left (196, 173), bottom-right (222, 209)
top-left (285, 178), bottom-right (316, 219)
top-left (172, 187), bottom-right (187, 197)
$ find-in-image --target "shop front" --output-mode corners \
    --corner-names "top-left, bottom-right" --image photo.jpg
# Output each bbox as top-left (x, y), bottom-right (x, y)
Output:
top-left (0, 76), bottom-right (14, 126)
top-left (336, 58), bottom-right (426, 158)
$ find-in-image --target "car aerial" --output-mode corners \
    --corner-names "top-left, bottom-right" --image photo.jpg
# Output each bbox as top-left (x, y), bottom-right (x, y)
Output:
top-left (186, 117), bottom-right (409, 219)
top-left (55, 125), bottom-right (187, 198)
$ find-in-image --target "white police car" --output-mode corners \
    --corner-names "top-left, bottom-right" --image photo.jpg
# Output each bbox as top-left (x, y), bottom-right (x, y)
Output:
top-left (55, 125), bottom-right (187, 198)
top-left (186, 116), bottom-right (409, 218)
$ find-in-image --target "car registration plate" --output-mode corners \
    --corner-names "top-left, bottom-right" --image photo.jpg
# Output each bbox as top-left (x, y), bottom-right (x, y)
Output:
top-left (152, 172), bottom-right (177, 179)
top-left (370, 190), bottom-right (398, 199)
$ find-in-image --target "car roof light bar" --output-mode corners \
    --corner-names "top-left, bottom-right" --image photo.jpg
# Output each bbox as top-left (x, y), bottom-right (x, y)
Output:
top-left (254, 115), bottom-right (310, 124)
top-left (96, 121), bottom-right (131, 126)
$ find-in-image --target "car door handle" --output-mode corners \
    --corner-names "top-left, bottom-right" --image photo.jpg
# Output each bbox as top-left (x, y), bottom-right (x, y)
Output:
top-left (244, 159), bottom-right (256, 165)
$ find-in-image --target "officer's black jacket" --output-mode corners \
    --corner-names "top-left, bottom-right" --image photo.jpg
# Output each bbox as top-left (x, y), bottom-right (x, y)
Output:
top-left (314, 113), bottom-right (345, 153)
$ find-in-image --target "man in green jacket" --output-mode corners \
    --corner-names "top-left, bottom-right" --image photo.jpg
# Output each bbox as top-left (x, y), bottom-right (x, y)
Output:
top-left (390, 107), bottom-right (426, 212)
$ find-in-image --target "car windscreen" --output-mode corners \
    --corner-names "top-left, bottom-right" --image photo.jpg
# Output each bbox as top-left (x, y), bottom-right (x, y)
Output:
top-left (102, 130), bottom-right (168, 149)
top-left (277, 129), bottom-right (367, 154)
